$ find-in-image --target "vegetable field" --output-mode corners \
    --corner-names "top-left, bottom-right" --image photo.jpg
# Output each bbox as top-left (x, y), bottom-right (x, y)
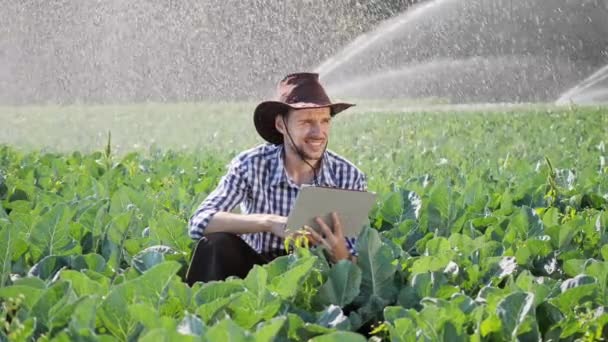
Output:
top-left (0, 105), bottom-right (607, 341)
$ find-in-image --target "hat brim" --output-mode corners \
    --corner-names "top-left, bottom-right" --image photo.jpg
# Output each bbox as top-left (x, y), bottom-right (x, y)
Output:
top-left (253, 101), bottom-right (354, 145)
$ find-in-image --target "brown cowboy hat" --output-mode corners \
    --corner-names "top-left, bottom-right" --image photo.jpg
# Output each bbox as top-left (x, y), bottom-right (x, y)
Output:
top-left (254, 72), bottom-right (354, 145)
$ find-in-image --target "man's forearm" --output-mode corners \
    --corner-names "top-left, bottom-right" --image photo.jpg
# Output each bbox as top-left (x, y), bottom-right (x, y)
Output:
top-left (204, 212), bottom-right (269, 235)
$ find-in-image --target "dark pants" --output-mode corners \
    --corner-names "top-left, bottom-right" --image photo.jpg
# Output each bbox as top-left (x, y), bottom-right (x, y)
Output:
top-left (185, 232), bottom-right (283, 286)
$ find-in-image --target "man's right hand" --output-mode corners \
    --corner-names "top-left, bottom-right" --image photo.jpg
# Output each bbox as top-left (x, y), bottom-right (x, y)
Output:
top-left (260, 214), bottom-right (288, 238)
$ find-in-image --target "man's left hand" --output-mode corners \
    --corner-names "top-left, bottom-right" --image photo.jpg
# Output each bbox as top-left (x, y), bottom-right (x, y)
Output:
top-left (304, 212), bottom-right (352, 263)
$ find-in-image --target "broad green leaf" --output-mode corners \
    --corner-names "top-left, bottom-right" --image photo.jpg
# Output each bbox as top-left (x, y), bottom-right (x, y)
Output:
top-left (60, 270), bottom-right (108, 296)
top-left (511, 271), bottom-right (553, 305)
top-left (559, 274), bottom-right (596, 292)
top-left (476, 286), bottom-right (511, 315)
top-left (309, 331), bottom-right (366, 342)
top-left (254, 317), bottom-right (286, 342)
top-left (73, 198), bottom-right (107, 235)
top-left (148, 210), bottom-right (192, 253)
top-left (407, 299), bottom-right (464, 340)
top-left (132, 245), bottom-right (179, 273)
top-left (525, 239), bottom-right (553, 258)
top-left (177, 313), bottom-right (205, 337)
top-left (265, 255), bottom-right (292, 279)
top-left (28, 255), bottom-right (71, 280)
top-left (448, 233), bottom-right (476, 256)
top-left (542, 207), bottom-right (560, 227)
top-left (194, 280), bottom-right (244, 305)
top-left (12, 276), bottom-right (46, 289)
top-left (496, 292), bottom-right (537, 340)
top-left (105, 211), bottom-right (133, 247)
top-left (315, 260), bottom-right (361, 307)
top-left (563, 259), bottom-right (586, 277)
top-left (535, 302), bottom-right (563, 336)
top-left (601, 245), bottom-right (608, 262)
top-left (354, 294), bottom-right (389, 328)
top-left (316, 304), bottom-right (350, 329)
top-left (196, 296), bottom-right (234, 324)
top-left (425, 236), bottom-right (451, 255)
top-left (383, 306), bottom-right (409, 323)
top-left (51, 298), bottom-right (92, 334)
top-left (100, 236), bottom-right (120, 273)
top-left (420, 182), bottom-right (463, 236)
top-left (30, 203), bottom-right (80, 258)
top-left (82, 270), bottom-right (111, 289)
top-left (6, 201), bottom-right (33, 217)
top-left (379, 189), bottom-right (421, 225)
top-left (99, 261), bottom-right (181, 339)
top-left (505, 207), bottom-right (545, 246)
top-left (484, 256), bottom-right (517, 284)
top-left (72, 253), bottom-right (108, 273)
top-left (244, 265), bottom-right (268, 296)
top-left (128, 303), bottom-right (179, 333)
top-left (410, 254), bottom-right (451, 274)
top-left (30, 280), bottom-right (79, 333)
top-left (396, 286), bottom-right (420, 309)
top-left (388, 317), bottom-right (417, 342)
top-left (139, 328), bottom-right (197, 342)
top-left (129, 261), bottom-right (182, 301)
top-left (585, 261), bottom-right (608, 304)
top-left (28, 253), bottom-right (108, 280)
top-left (441, 322), bottom-right (466, 342)
top-left (284, 313), bottom-right (334, 341)
top-left (480, 315), bottom-right (502, 337)
top-left (550, 282), bottom-right (598, 313)
top-left (514, 244), bottom-right (532, 267)
top-left (68, 295), bottom-right (99, 335)
top-left (0, 285), bottom-right (45, 311)
top-left (160, 277), bottom-right (193, 317)
top-left (204, 319), bottom-right (251, 341)
top-left (410, 272), bottom-right (456, 299)
top-left (227, 290), bottom-right (282, 329)
top-left (355, 228), bottom-right (397, 304)
top-left (0, 224), bottom-right (17, 287)
top-left (108, 187), bottom-right (132, 216)
top-left (558, 220), bottom-right (579, 249)
top-left (268, 256), bottom-right (316, 300)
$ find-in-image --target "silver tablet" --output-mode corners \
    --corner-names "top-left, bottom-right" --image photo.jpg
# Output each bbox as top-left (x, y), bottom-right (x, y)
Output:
top-left (285, 186), bottom-right (377, 237)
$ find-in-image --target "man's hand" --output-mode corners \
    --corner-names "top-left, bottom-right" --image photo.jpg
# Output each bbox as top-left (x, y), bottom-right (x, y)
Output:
top-left (304, 212), bottom-right (352, 263)
top-left (261, 214), bottom-right (288, 238)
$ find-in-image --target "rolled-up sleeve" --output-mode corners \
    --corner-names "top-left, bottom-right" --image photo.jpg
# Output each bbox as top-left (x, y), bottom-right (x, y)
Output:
top-left (188, 158), bottom-right (248, 239)
top-left (345, 237), bottom-right (358, 257)
top-left (354, 172), bottom-right (368, 192)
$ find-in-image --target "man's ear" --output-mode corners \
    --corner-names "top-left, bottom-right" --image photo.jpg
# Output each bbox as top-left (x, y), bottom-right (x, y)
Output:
top-left (275, 114), bottom-right (286, 135)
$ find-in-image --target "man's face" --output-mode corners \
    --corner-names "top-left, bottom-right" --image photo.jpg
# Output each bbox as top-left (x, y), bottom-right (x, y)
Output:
top-left (276, 107), bottom-right (332, 161)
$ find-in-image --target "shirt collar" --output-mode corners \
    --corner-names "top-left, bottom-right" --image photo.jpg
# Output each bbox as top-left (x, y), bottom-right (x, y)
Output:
top-left (270, 144), bottom-right (337, 188)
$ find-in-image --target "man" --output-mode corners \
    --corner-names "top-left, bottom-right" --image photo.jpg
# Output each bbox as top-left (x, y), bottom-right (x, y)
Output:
top-left (185, 72), bottom-right (367, 285)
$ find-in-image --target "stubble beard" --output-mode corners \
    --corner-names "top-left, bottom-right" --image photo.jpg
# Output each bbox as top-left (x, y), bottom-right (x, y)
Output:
top-left (288, 139), bottom-right (325, 162)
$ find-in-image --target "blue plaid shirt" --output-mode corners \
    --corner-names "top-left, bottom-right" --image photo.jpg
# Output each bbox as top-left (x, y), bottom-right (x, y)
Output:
top-left (188, 143), bottom-right (367, 257)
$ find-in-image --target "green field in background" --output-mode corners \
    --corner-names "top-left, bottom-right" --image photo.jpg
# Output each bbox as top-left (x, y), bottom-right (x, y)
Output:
top-left (1, 104), bottom-right (607, 340)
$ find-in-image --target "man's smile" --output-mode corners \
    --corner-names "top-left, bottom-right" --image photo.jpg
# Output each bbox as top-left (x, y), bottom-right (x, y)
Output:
top-left (305, 139), bottom-right (325, 150)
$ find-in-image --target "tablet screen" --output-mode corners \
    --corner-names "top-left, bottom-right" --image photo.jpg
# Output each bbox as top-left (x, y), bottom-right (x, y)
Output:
top-left (285, 186), bottom-right (376, 237)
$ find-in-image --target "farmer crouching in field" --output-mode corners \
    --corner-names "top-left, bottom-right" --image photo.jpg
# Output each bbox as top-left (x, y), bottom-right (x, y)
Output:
top-left (185, 73), bottom-right (367, 285)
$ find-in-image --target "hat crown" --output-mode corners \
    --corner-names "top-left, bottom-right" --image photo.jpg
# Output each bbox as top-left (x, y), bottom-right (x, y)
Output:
top-left (277, 73), bottom-right (331, 105)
